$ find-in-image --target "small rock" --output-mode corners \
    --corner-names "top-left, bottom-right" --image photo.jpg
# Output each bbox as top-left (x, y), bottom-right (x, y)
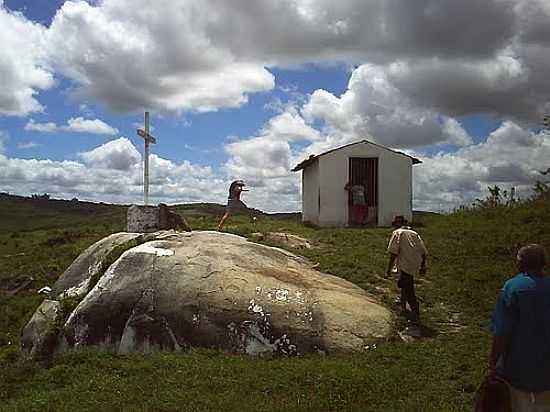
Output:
top-left (261, 232), bottom-right (313, 249)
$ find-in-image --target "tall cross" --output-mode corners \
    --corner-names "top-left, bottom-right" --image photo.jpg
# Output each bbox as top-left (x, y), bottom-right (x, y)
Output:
top-left (137, 111), bottom-right (157, 205)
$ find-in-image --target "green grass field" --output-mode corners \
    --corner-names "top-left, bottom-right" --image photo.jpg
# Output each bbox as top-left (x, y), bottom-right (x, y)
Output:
top-left (0, 194), bottom-right (548, 411)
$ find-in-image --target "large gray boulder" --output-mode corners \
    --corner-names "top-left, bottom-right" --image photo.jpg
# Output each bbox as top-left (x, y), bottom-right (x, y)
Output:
top-left (52, 232), bottom-right (144, 299)
top-left (22, 231), bottom-right (392, 356)
top-left (20, 299), bottom-right (61, 357)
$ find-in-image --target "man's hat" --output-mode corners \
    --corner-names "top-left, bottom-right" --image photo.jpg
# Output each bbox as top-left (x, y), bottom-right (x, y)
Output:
top-left (392, 215), bottom-right (408, 227)
top-left (230, 179), bottom-right (245, 187)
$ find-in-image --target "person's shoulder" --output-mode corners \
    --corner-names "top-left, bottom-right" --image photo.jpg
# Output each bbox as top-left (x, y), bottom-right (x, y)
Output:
top-left (391, 227), bottom-right (410, 236)
top-left (399, 227), bottom-right (418, 235)
top-left (495, 273), bottom-right (522, 304)
top-left (388, 229), bottom-right (400, 242)
top-left (502, 273), bottom-right (533, 293)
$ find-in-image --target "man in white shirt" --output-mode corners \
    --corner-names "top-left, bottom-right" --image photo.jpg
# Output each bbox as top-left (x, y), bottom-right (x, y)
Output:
top-left (386, 216), bottom-right (428, 322)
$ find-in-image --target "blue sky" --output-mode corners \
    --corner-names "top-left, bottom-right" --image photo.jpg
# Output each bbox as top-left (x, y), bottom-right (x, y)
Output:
top-left (0, 0), bottom-right (549, 212)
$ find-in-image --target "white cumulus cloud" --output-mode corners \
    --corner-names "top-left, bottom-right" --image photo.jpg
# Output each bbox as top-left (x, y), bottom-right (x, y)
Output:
top-left (413, 122), bottom-right (550, 211)
top-left (24, 117), bottom-right (118, 135)
top-left (0, 137), bottom-right (226, 205)
top-left (1, 0), bottom-right (548, 125)
top-left (0, 5), bottom-right (54, 116)
top-left (17, 141), bottom-right (41, 149)
top-left (303, 64), bottom-right (473, 149)
top-left (44, 0), bottom-right (274, 113)
top-left (0, 130), bottom-right (7, 154)
top-left (2, 0), bottom-right (550, 213)
top-left (62, 117), bottom-right (118, 135)
top-left (79, 137), bottom-right (141, 171)
top-left (2, 0), bottom-right (550, 123)
top-left (24, 119), bottom-right (57, 132)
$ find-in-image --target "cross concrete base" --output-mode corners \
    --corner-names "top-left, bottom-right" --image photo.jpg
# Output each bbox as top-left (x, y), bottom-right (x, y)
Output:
top-left (127, 205), bottom-right (160, 233)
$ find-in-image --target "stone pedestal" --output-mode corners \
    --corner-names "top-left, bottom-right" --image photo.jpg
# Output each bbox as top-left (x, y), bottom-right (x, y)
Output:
top-left (127, 205), bottom-right (160, 233)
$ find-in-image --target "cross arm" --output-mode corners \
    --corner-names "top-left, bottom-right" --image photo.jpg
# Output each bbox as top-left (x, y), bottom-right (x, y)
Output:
top-left (137, 128), bottom-right (157, 144)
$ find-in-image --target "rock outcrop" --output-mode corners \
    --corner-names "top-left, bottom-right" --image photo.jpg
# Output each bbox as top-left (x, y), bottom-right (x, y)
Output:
top-left (52, 232), bottom-right (144, 299)
top-left (22, 231), bottom-right (392, 357)
top-left (250, 232), bottom-right (313, 249)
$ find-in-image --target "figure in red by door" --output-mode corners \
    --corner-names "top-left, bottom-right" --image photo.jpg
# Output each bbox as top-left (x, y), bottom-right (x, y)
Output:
top-left (345, 182), bottom-right (368, 225)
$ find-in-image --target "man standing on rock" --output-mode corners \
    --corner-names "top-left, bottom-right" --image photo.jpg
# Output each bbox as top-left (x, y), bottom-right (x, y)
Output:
top-left (488, 244), bottom-right (550, 410)
top-left (217, 180), bottom-right (255, 231)
top-left (385, 216), bottom-right (428, 323)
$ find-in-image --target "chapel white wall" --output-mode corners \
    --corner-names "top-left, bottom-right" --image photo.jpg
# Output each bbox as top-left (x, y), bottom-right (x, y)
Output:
top-left (315, 143), bottom-right (412, 227)
top-left (302, 160), bottom-right (319, 225)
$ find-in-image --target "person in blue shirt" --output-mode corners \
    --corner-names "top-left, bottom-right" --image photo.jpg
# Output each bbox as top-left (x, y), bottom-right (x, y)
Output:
top-left (489, 243), bottom-right (550, 410)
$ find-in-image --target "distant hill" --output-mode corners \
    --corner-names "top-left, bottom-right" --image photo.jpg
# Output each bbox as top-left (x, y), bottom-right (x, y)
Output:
top-left (0, 193), bottom-right (445, 230)
top-left (0, 194), bottom-right (299, 232)
top-left (174, 202), bottom-right (265, 217)
top-left (0, 193), bottom-right (126, 232)
top-left (413, 210), bottom-right (441, 218)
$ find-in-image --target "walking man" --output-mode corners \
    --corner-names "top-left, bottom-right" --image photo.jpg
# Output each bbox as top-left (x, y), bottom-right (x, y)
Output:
top-left (489, 244), bottom-right (550, 410)
top-left (386, 216), bottom-right (428, 322)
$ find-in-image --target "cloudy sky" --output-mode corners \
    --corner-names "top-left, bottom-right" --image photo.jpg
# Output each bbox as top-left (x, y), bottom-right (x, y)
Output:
top-left (1, 0), bottom-right (549, 212)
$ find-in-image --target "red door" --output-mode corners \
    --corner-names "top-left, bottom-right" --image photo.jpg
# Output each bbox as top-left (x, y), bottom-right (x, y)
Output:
top-left (348, 157), bottom-right (378, 226)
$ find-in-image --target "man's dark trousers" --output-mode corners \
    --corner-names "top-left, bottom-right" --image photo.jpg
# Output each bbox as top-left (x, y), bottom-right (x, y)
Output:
top-left (398, 271), bottom-right (419, 321)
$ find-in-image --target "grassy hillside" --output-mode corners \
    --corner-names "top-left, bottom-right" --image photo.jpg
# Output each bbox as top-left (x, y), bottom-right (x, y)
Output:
top-left (0, 194), bottom-right (548, 411)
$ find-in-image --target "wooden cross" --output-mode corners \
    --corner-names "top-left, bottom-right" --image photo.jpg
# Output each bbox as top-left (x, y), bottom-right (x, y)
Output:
top-left (137, 111), bottom-right (156, 206)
